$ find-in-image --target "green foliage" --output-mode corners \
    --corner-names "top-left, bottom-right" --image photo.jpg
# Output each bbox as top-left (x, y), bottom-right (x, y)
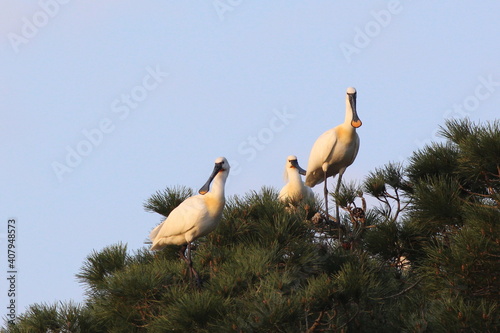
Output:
top-left (76, 242), bottom-right (130, 297)
top-left (406, 119), bottom-right (500, 330)
top-left (149, 292), bottom-right (228, 332)
top-left (5, 118), bottom-right (499, 332)
top-left (419, 294), bottom-right (499, 332)
top-left (439, 119), bottom-right (500, 181)
top-left (410, 175), bottom-right (464, 233)
top-left (333, 255), bottom-right (380, 303)
top-left (333, 180), bottom-right (361, 209)
top-left (143, 185), bottom-right (193, 218)
top-left (365, 162), bottom-right (411, 196)
top-left (364, 162), bottom-right (411, 222)
top-left (4, 302), bottom-right (102, 333)
top-left (363, 217), bottom-right (401, 260)
top-left (407, 142), bottom-right (459, 183)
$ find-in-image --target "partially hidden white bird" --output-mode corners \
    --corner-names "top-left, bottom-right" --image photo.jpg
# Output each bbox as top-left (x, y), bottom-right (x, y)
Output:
top-left (305, 87), bottom-right (362, 226)
top-left (149, 157), bottom-right (230, 283)
top-left (278, 155), bottom-right (313, 205)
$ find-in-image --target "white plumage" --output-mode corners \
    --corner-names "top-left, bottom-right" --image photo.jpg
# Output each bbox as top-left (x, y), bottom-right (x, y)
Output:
top-left (278, 155), bottom-right (313, 205)
top-left (150, 157), bottom-right (229, 250)
top-left (305, 87), bottom-right (361, 223)
top-left (149, 157), bottom-right (230, 285)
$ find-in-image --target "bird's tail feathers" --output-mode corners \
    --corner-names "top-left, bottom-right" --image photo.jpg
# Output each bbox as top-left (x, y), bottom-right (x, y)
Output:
top-left (149, 222), bottom-right (163, 240)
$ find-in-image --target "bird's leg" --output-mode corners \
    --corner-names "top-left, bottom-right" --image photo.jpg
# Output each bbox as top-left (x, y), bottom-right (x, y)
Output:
top-left (179, 244), bottom-right (188, 263)
top-left (323, 172), bottom-right (329, 221)
top-left (186, 243), bottom-right (202, 289)
top-left (335, 174), bottom-right (343, 241)
top-left (187, 242), bottom-right (192, 266)
top-left (191, 267), bottom-right (201, 289)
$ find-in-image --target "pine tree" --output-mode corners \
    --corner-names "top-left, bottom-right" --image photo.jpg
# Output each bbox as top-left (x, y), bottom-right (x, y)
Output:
top-left (3, 119), bottom-right (498, 332)
top-left (403, 119), bottom-right (500, 331)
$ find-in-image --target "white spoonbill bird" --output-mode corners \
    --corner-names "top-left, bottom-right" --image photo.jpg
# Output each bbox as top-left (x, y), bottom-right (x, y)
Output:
top-left (149, 157), bottom-right (230, 283)
top-left (279, 155), bottom-right (313, 205)
top-left (305, 87), bottom-right (361, 226)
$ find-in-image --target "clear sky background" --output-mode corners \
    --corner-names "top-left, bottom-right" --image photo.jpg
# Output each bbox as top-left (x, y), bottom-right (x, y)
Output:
top-left (1, 1), bottom-right (499, 317)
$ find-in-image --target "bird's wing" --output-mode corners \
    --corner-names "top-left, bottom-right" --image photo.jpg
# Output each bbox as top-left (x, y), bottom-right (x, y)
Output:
top-left (304, 185), bottom-right (314, 199)
top-left (305, 129), bottom-right (338, 186)
top-left (150, 195), bottom-right (208, 244)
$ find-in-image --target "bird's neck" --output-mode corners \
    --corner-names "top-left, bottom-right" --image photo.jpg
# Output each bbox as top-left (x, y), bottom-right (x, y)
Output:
top-left (203, 174), bottom-right (227, 218)
top-left (288, 169), bottom-right (303, 184)
top-left (209, 173), bottom-right (226, 199)
top-left (337, 109), bottom-right (357, 142)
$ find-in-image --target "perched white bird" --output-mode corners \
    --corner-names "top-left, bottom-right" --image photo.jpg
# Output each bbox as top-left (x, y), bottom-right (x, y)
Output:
top-left (305, 87), bottom-right (361, 225)
top-left (149, 157), bottom-right (230, 283)
top-left (279, 155), bottom-right (313, 205)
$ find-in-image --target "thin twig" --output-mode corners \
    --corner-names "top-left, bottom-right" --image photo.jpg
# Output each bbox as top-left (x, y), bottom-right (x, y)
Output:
top-left (306, 310), bottom-right (325, 333)
top-left (337, 308), bottom-right (360, 331)
top-left (373, 277), bottom-right (423, 301)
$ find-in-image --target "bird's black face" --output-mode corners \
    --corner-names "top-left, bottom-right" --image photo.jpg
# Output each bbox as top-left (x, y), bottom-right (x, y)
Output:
top-left (199, 162), bottom-right (224, 195)
top-left (290, 158), bottom-right (307, 176)
top-left (348, 92), bottom-right (362, 128)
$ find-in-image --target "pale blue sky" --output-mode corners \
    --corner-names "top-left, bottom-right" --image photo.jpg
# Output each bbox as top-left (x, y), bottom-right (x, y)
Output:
top-left (1, 1), bottom-right (499, 316)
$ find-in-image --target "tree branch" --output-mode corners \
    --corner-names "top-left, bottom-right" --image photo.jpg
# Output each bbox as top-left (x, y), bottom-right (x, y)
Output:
top-left (373, 277), bottom-right (423, 301)
top-left (306, 310), bottom-right (325, 333)
top-left (337, 308), bottom-right (360, 331)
